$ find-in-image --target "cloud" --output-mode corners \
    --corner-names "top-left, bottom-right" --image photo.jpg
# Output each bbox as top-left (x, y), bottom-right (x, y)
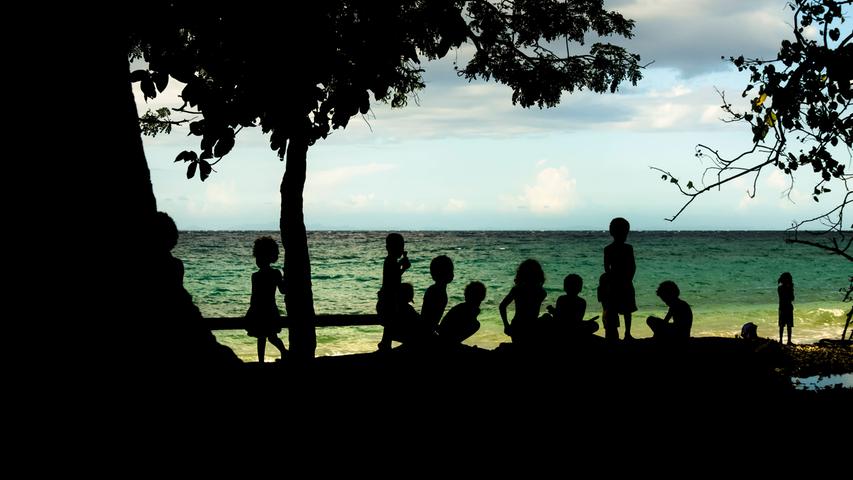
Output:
top-left (505, 167), bottom-right (578, 214)
top-left (186, 181), bottom-right (239, 215)
top-left (444, 198), bottom-right (466, 212)
top-left (609, 0), bottom-right (791, 77)
top-left (307, 163), bottom-right (396, 190)
top-left (348, 193), bottom-right (375, 209)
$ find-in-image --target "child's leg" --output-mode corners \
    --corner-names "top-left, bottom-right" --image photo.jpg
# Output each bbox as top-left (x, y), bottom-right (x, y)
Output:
top-left (779, 325), bottom-right (783, 343)
top-left (624, 312), bottom-right (633, 339)
top-left (786, 325), bottom-right (792, 344)
top-left (257, 337), bottom-right (267, 363)
top-left (269, 335), bottom-right (287, 356)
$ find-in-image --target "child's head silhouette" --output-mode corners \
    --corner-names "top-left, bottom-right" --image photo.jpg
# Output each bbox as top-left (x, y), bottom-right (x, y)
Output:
top-left (656, 280), bottom-right (680, 302)
top-left (430, 255), bottom-right (454, 284)
top-left (564, 274), bottom-right (583, 295)
top-left (253, 236), bottom-right (280, 266)
top-left (778, 272), bottom-right (793, 285)
top-left (464, 281), bottom-right (487, 305)
top-left (609, 217), bottom-right (630, 242)
top-left (152, 211), bottom-right (178, 253)
top-left (515, 259), bottom-right (545, 287)
top-left (385, 233), bottom-right (405, 257)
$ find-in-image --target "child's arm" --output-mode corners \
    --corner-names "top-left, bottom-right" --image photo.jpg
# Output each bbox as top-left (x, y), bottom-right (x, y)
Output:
top-left (627, 245), bottom-right (636, 279)
top-left (399, 251), bottom-right (411, 273)
top-left (499, 289), bottom-right (514, 333)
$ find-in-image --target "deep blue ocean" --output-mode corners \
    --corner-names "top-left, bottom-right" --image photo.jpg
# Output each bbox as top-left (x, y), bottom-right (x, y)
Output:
top-left (174, 231), bottom-right (850, 361)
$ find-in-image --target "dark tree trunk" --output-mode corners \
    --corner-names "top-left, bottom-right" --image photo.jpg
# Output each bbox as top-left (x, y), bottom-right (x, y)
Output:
top-left (80, 27), bottom-right (238, 384)
top-left (280, 135), bottom-right (317, 360)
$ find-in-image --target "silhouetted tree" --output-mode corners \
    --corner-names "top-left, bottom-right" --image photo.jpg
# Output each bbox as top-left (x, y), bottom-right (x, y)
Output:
top-left (130, 1), bottom-right (643, 359)
top-left (652, 0), bottom-right (851, 262)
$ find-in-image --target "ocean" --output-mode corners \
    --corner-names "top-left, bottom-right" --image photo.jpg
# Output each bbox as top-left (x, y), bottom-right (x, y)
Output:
top-left (174, 231), bottom-right (851, 361)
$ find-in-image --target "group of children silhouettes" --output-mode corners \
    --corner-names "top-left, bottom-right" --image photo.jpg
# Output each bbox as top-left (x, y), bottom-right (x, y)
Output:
top-left (242, 217), bottom-right (797, 362)
top-left (376, 233), bottom-right (486, 351)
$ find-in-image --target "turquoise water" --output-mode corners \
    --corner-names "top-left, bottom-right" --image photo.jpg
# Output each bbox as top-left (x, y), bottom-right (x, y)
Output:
top-left (174, 231), bottom-right (851, 361)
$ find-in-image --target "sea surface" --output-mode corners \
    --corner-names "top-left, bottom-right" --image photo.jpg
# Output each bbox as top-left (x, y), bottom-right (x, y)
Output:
top-left (174, 231), bottom-right (851, 361)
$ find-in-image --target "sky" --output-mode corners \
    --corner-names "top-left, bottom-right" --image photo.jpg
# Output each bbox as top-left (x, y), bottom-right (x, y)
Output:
top-left (135, 0), bottom-right (850, 230)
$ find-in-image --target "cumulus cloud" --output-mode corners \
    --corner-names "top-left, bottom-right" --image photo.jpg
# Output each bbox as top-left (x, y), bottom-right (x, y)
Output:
top-left (505, 167), bottom-right (578, 214)
top-left (186, 181), bottom-right (239, 215)
top-left (444, 198), bottom-right (466, 212)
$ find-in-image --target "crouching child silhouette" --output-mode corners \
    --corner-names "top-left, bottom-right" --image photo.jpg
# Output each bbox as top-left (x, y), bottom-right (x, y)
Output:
top-left (438, 281), bottom-right (487, 346)
top-left (646, 280), bottom-right (692, 343)
top-left (245, 236), bottom-right (288, 362)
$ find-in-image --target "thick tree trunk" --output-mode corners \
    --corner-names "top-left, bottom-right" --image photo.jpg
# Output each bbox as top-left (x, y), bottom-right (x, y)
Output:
top-left (281, 135), bottom-right (317, 359)
top-left (81, 27), bottom-right (238, 383)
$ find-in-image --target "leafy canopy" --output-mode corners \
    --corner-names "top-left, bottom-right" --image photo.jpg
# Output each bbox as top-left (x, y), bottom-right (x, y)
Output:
top-left (654, 0), bottom-right (851, 222)
top-left (130, 0), bottom-right (642, 180)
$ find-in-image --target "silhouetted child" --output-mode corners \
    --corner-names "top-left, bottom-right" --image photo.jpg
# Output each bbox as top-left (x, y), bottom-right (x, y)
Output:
top-left (245, 236), bottom-right (287, 362)
top-left (598, 272), bottom-right (619, 341)
top-left (500, 259), bottom-right (547, 346)
top-left (422, 255), bottom-right (454, 334)
top-left (778, 272), bottom-right (794, 345)
top-left (646, 280), bottom-right (692, 342)
top-left (377, 233), bottom-right (411, 351)
top-left (397, 282), bottom-right (426, 344)
top-left (740, 322), bottom-right (758, 341)
top-left (547, 274), bottom-right (599, 339)
top-left (604, 217), bottom-right (637, 340)
top-left (148, 211), bottom-right (241, 368)
top-left (438, 281), bottom-right (486, 345)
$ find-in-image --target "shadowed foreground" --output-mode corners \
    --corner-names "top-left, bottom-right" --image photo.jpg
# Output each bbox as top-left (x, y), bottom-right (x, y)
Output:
top-left (232, 338), bottom-right (852, 417)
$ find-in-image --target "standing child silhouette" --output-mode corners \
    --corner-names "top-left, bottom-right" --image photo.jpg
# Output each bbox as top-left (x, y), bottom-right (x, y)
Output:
top-left (604, 217), bottom-right (637, 340)
top-left (777, 272), bottom-right (795, 345)
top-left (377, 233), bottom-right (411, 351)
top-left (245, 236), bottom-right (288, 363)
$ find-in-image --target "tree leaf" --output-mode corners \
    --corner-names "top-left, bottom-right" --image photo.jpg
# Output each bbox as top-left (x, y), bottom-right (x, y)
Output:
top-left (213, 130), bottom-right (235, 157)
top-left (829, 28), bottom-right (840, 41)
top-left (187, 162), bottom-right (197, 179)
top-left (153, 71), bottom-right (169, 93)
top-left (199, 160), bottom-right (212, 181)
top-left (129, 70), bottom-right (149, 83)
top-left (189, 120), bottom-right (205, 136)
top-left (175, 150), bottom-right (198, 163)
top-left (140, 77), bottom-right (156, 100)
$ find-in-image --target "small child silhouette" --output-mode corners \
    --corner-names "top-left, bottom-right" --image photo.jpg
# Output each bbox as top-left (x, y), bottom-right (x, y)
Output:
top-left (646, 280), bottom-right (692, 342)
top-left (547, 274), bottom-right (599, 339)
top-left (438, 281), bottom-right (487, 345)
top-left (422, 255), bottom-right (454, 334)
top-left (604, 217), bottom-right (637, 340)
top-left (377, 233), bottom-right (411, 351)
top-left (500, 259), bottom-right (547, 346)
top-left (245, 236), bottom-right (287, 363)
top-left (777, 272), bottom-right (795, 345)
